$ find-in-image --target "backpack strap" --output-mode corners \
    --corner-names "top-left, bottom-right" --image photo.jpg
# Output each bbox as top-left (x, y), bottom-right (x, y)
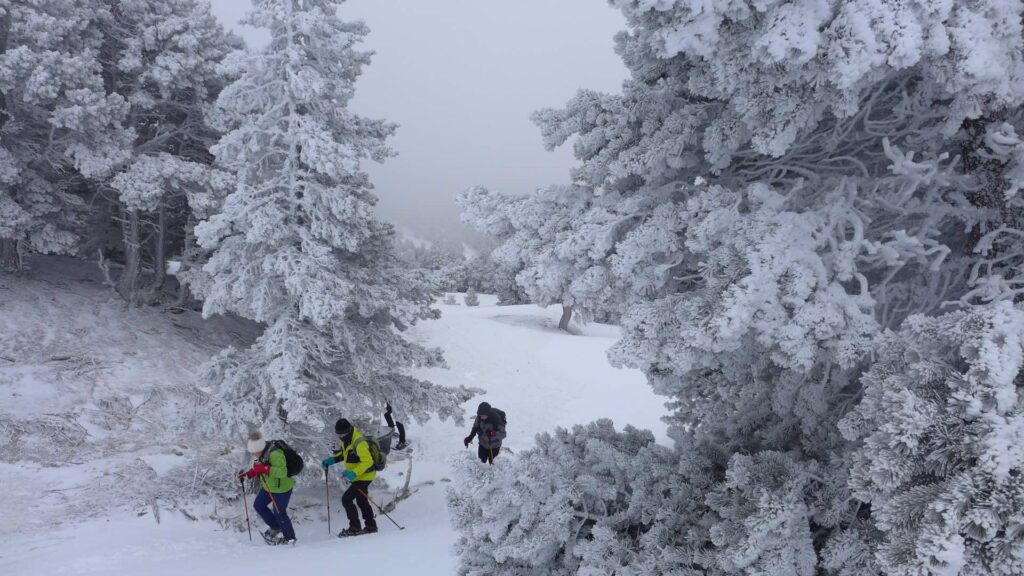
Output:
top-left (258, 441), bottom-right (275, 463)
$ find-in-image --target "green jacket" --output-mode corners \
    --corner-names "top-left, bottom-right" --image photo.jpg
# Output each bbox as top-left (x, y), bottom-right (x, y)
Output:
top-left (259, 447), bottom-right (295, 494)
top-left (333, 428), bottom-right (376, 482)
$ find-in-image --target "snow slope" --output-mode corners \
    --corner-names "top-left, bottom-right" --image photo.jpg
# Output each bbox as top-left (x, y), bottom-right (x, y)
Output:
top-left (1, 267), bottom-right (667, 575)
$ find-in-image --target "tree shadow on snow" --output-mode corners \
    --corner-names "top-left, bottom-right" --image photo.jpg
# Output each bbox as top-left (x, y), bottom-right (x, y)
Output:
top-left (488, 314), bottom-right (580, 335)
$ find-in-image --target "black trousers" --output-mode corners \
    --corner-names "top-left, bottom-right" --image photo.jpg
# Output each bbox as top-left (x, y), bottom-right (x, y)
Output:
top-left (478, 445), bottom-right (500, 464)
top-left (384, 411), bottom-right (407, 444)
top-left (341, 480), bottom-right (376, 530)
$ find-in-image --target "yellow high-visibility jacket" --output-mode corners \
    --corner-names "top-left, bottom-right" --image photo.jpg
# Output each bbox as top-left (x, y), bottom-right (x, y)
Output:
top-left (333, 427), bottom-right (376, 482)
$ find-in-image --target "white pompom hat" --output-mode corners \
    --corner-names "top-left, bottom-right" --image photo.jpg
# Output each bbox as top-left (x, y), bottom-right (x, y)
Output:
top-left (247, 431), bottom-right (267, 454)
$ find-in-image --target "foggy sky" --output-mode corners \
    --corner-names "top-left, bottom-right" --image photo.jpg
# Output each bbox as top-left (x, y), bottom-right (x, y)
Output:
top-left (207, 0), bottom-right (627, 245)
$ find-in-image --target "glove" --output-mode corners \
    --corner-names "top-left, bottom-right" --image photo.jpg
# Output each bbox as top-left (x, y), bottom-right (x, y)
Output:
top-left (342, 470), bottom-right (356, 482)
top-left (252, 462), bottom-right (271, 476)
top-left (463, 436), bottom-right (472, 448)
top-left (245, 467), bottom-right (259, 479)
top-left (236, 469), bottom-right (246, 482)
top-left (321, 456), bottom-right (336, 470)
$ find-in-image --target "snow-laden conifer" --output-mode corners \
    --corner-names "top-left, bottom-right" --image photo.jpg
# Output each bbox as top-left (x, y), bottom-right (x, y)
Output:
top-left (0, 0), bottom-right (132, 270)
top-left (841, 302), bottom-right (1024, 576)
top-left (455, 1), bottom-right (1024, 574)
top-left (187, 0), bottom-right (473, 449)
top-left (464, 287), bottom-right (479, 307)
top-left (458, 185), bottom-right (617, 330)
top-left (101, 0), bottom-right (239, 304)
top-left (448, 420), bottom-right (685, 576)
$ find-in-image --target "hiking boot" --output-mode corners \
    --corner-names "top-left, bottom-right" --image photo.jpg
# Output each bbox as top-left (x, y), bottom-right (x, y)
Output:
top-left (362, 524), bottom-right (378, 534)
top-left (261, 529), bottom-right (282, 545)
top-left (280, 538), bottom-right (297, 546)
top-left (338, 527), bottom-right (362, 538)
top-left (395, 441), bottom-right (409, 450)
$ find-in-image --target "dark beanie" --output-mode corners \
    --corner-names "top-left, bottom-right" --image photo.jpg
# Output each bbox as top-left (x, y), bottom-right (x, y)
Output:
top-left (334, 418), bottom-right (353, 434)
top-left (477, 402), bottom-right (491, 416)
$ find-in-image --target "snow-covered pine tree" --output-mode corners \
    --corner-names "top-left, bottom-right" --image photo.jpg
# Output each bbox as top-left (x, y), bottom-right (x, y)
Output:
top-left (465, 253), bottom-right (526, 305)
top-left (457, 185), bottom-right (616, 331)
top-left (99, 0), bottom-right (239, 305)
top-left (454, 1), bottom-right (1024, 574)
top-left (0, 0), bottom-right (132, 271)
top-left (464, 286), bottom-right (479, 307)
top-left (840, 302), bottom-right (1024, 576)
top-left (448, 420), bottom-right (686, 576)
top-left (186, 0), bottom-right (473, 451)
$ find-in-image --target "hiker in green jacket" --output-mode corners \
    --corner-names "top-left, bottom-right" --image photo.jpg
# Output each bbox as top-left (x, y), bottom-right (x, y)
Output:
top-left (238, 431), bottom-right (296, 545)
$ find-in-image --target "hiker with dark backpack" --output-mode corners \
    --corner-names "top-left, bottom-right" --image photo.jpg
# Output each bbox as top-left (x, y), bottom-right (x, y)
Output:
top-left (237, 431), bottom-right (301, 545)
top-left (321, 418), bottom-right (379, 537)
top-left (463, 401), bottom-right (506, 464)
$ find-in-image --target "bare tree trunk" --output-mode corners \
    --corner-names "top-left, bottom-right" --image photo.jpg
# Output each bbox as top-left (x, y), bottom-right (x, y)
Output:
top-left (175, 222), bottom-right (195, 305)
top-left (558, 304), bottom-right (573, 332)
top-left (0, 239), bottom-right (21, 272)
top-left (150, 204), bottom-right (167, 294)
top-left (118, 208), bottom-right (141, 305)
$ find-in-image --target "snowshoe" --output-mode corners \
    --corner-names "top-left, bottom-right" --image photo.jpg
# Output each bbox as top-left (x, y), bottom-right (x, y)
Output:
top-left (362, 524), bottom-right (378, 534)
top-left (394, 441), bottom-right (409, 451)
top-left (261, 529), bottom-right (282, 545)
top-left (338, 527), bottom-right (364, 538)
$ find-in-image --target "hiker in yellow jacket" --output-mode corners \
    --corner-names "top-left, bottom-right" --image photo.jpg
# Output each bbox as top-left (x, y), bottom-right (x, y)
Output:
top-left (321, 418), bottom-right (377, 537)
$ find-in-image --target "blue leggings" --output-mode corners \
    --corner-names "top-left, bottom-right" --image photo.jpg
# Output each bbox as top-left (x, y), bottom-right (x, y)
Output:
top-left (254, 488), bottom-right (295, 540)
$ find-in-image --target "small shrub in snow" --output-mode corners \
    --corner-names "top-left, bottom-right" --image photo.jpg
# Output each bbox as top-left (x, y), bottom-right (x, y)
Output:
top-left (444, 294), bottom-right (457, 305)
top-left (464, 288), bottom-right (479, 307)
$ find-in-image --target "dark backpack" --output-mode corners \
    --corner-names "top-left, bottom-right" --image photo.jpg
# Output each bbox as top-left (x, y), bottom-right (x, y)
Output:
top-left (354, 434), bottom-right (387, 472)
top-left (492, 408), bottom-right (507, 427)
top-left (265, 440), bottom-right (304, 477)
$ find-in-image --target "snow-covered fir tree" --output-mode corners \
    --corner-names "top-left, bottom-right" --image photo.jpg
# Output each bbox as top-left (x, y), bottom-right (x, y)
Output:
top-left (0, 0), bottom-right (132, 270)
top-left (841, 303), bottom-right (1024, 576)
top-left (185, 0), bottom-right (473, 451)
top-left (0, 0), bottom-right (236, 301)
top-left (448, 420), bottom-right (684, 575)
top-left (100, 0), bottom-right (239, 304)
top-left (458, 185), bottom-right (616, 330)
top-left (454, 1), bottom-right (1024, 574)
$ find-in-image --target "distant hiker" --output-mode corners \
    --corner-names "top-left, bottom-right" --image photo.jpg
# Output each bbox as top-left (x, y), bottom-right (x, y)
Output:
top-left (463, 401), bottom-right (506, 464)
top-left (385, 401), bottom-right (409, 450)
top-left (321, 418), bottom-right (378, 537)
top-left (238, 431), bottom-right (297, 545)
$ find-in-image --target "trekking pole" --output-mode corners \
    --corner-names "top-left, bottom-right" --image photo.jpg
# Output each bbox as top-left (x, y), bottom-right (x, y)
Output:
top-left (325, 472), bottom-right (332, 535)
top-left (357, 487), bottom-right (405, 530)
top-left (239, 476), bottom-right (252, 542)
top-left (267, 488), bottom-right (281, 515)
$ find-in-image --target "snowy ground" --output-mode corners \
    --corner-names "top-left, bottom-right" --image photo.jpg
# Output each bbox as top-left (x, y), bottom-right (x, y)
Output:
top-left (1, 266), bottom-right (666, 575)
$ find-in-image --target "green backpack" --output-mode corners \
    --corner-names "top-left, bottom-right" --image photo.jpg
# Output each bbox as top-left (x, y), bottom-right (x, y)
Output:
top-left (354, 434), bottom-right (388, 472)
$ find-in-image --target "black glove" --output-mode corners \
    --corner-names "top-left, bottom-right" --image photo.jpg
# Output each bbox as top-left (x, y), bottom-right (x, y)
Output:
top-left (463, 436), bottom-right (472, 448)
